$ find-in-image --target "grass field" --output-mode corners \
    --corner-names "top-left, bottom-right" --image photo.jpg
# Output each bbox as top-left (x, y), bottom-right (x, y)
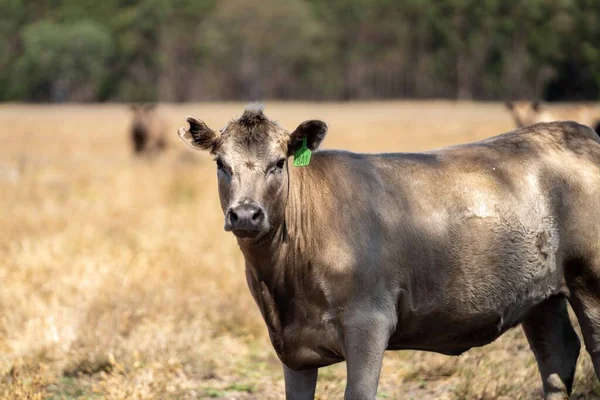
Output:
top-left (1, 102), bottom-right (600, 399)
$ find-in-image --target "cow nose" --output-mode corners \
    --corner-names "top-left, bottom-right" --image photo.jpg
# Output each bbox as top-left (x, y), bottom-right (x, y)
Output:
top-left (225, 203), bottom-right (265, 232)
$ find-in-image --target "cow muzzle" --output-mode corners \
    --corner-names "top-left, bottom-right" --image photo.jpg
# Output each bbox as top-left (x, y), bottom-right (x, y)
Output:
top-left (224, 202), bottom-right (267, 238)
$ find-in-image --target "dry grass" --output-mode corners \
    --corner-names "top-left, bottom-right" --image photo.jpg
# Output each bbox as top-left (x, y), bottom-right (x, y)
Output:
top-left (0, 101), bottom-right (599, 399)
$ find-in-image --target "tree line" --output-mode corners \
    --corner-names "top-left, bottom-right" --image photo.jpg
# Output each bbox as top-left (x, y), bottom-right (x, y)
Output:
top-left (1, 0), bottom-right (600, 102)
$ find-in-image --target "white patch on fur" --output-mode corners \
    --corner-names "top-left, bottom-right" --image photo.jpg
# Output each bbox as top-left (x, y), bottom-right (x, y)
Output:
top-left (459, 190), bottom-right (497, 220)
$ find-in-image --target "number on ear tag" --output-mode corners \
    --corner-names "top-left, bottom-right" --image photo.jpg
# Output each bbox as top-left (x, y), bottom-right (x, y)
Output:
top-left (293, 137), bottom-right (311, 167)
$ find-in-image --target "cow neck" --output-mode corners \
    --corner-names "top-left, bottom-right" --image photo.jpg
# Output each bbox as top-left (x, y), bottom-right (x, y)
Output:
top-left (237, 164), bottom-right (314, 288)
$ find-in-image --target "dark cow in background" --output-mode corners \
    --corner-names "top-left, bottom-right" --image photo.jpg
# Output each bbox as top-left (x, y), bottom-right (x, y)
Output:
top-left (130, 104), bottom-right (168, 156)
top-left (179, 104), bottom-right (600, 400)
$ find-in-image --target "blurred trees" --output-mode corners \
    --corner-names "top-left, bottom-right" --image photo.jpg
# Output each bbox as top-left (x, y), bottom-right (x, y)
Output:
top-left (14, 21), bottom-right (113, 101)
top-left (0, 0), bottom-right (599, 102)
top-left (199, 0), bottom-right (327, 100)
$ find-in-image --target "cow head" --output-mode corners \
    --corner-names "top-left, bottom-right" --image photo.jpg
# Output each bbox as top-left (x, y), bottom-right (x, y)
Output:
top-left (130, 103), bottom-right (157, 128)
top-left (178, 104), bottom-right (327, 241)
top-left (504, 100), bottom-right (542, 127)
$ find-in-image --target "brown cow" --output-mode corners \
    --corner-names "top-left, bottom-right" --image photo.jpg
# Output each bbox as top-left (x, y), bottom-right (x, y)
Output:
top-left (130, 104), bottom-right (168, 156)
top-left (179, 104), bottom-right (600, 400)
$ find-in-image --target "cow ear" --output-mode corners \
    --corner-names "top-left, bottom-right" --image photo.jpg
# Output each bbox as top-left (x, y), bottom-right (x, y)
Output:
top-left (504, 101), bottom-right (514, 111)
top-left (288, 120), bottom-right (328, 155)
top-left (532, 101), bottom-right (541, 112)
top-left (178, 116), bottom-right (218, 153)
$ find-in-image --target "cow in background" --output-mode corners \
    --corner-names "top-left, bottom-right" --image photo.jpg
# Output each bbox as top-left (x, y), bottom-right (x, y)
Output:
top-left (505, 100), bottom-right (600, 131)
top-left (130, 104), bottom-right (168, 156)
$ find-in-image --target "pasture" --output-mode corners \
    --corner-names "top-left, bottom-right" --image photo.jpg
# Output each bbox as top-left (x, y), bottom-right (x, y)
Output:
top-left (1, 102), bottom-right (599, 399)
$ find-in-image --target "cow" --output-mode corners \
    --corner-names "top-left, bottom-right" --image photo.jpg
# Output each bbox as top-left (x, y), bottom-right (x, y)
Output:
top-left (178, 104), bottom-right (600, 400)
top-left (505, 100), bottom-right (600, 132)
top-left (130, 103), bottom-right (168, 156)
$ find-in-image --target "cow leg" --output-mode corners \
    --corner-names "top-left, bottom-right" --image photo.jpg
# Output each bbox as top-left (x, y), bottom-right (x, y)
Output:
top-left (343, 313), bottom-right (394, 400)
top-left (283, 364), bottom-right (318, 400)
top-left (522, 296), bottom-right (580, 400)
top-left (566, 256), bottom-right (600, 385)
top-left (569, 284), bottom-right (600, 381)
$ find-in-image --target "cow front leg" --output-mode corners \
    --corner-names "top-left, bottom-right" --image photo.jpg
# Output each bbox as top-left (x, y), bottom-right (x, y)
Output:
top-left (523, 296), bottom-right (580, 400)
top-left (283, 364), bottom-right (318, 400)
top-left (343, 313), bottom-right (394, 400)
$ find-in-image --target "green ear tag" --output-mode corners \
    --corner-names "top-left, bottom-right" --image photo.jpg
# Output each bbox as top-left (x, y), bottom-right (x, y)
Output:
top-left (293, 137), bottom-right (312, 167)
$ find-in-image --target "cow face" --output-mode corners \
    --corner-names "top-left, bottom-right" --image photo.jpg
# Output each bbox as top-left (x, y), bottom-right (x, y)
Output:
top-left (178, 104), bottom-right (327, 241)
top-left (130, 103), bottom-right (156, 131)
top-left (505, 100), bottom-right (541, 127)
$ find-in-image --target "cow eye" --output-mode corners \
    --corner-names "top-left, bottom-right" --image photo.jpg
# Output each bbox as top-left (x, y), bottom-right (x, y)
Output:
top-left (268, 158), bottom-right (286, 175)
top-left (270, 159), bottom-right (285, 174)
top-left (216, 158), bottom-right (224, 170)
